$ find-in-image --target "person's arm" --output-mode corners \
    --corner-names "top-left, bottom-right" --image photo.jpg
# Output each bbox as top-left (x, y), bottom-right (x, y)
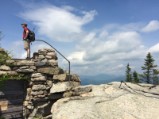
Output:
top-left (25, 30), bottom-right (29, 39)
top-left (24, 28), bottom-right (29, 39)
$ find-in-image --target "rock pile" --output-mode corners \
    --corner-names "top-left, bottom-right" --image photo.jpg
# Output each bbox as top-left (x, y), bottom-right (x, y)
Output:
top-left (0, 48), bottom-right (81, 119)
top-left (34, 49), bottom-right (58, 67)
top-left (24, 73), bottom-right (52, 119)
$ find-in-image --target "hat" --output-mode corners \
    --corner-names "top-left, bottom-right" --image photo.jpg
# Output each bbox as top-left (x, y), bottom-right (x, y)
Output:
top-left (21, 23), bottom-right (27, 26)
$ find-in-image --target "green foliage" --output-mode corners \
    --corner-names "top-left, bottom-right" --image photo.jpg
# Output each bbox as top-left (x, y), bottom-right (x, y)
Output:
top-left (141, 52), bottom-right (157, 84)
top-left (0, 48), bottom-right (12, 87)
top-left (152, 69), bottom-right (159, 85)
top-left (0, 48), bottom-right (31, 88)
top-left (0, 117), bottom-right (5, 119)
top-left (0, 49), bottom-right (11, 65)
top-left (125, 63), bottom-right (132, 82)
top-left (133, 71), bottom-right (139, 83)
top-left (0, 73), bottom-right (30, 88)
top-left (33, 114), bottom-right (43, 119)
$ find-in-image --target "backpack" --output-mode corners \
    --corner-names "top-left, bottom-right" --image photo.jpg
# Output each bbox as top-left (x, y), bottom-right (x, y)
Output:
top-left (28, 30), bottom-right (35, 42)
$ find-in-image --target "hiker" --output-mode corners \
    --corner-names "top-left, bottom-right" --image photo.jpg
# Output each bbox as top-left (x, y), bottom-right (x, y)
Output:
top-left (21, 23), bottom-right (30, 59)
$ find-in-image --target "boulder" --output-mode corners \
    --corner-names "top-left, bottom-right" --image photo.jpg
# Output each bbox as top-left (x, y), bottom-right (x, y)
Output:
top-left (51, 82), bottom-right (159, 119)
top-left (31, 90), bottom-right (47, 96)
top-left (50, 82), bottom-right (80, 93)
top-left (63, 86), bottom-right (92, 97)
top-left (6, 60), bottom-right (15, 65)
top-left (37, 67), bottom-right (64, 75)
top-left (38, 49), bottom-right (48, 55)
top-left (16, 68), bottom-right (34, 73)
top-left (48, 60), bottom-right (58, 66)
top-left (38, 49), bottom-right (55, 55)
top-left (46, 52), bottom-right (56, 57)
top-left (32, 85), bottom-right (47, 91)
top-left (30, 66), bottom-right (36, 70)
top-left (0, 48), bottom-right (5, 52)
top-left (16, 65), bottom-right (36, 73)
top-left (35, 61), bottom-right (47, 67)
top-left (7, 71), bottom-right (18, 75)
top-left (0, 65), bottom-right (11, 71)
top-left (38, 55), bottom-right (45, 60)
top-left (47, 80), bottom-right (53, 88)
top-left (16, 60), bottom-right (35, 66)
top-left (41, 58), bottom-right (48, 63)
top-left (0, 71), bottom-right (7, 75)
top-left (31, 73), bottom-right (44, 78)
top-left (0, 71), bottom-right (17, 76)
top-left (71, 74), bottom-right (80, 82)
top-left (45, 55), bottom-right (53, 59)
top-left (53, 74), bottom-right (69, 82)
top-left (31, 76), bottom-right (46, 82)
top-left (31, 73), bottom-right (46, 82)
top-left (53, 74), bottom-right (80, 82)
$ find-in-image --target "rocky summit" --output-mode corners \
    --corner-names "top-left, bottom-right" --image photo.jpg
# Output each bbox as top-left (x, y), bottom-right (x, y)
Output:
top-left (51, 82), bottom-right (159, 119)
top-left (1, 48), bottom-right (159, 119)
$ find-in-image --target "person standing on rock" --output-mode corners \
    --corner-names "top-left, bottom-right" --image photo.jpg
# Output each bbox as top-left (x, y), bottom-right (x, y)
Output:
top-left (21, 23), bottom-right (30, 59)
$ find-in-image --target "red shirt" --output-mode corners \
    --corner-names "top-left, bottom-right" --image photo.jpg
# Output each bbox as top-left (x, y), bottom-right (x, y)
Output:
top-left (23, 27), bottom-right (29, 39)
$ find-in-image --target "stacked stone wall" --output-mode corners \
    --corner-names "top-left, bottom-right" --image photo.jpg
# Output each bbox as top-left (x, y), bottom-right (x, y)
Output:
top-left (0, 48), bottom-right (80, 119)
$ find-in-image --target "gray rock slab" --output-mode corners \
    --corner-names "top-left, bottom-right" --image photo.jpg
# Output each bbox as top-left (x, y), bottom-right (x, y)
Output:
top-left (16, 60), bottom-right (35, 66)
top-left (31, 76), bottom-right (46, 82)
top-left (32, 73), bottom-right (44, 78)
top-left (53, 74), bottom-right (80, 82)
top-left (0, 65), bottom-right (11, 71)
top-left (50, 82), bottom-right (80, 93)
top-left (51, 82), bottom-right (159, 119)
top-left (16, 68), bottom-right (34, 73)
top-left (0, 71), bottom-right (18, 76)
top-left (37, 67), bottom-right (64, 75)
top-left (32, 85), bottom-right (47, 91)
top-left (48, 60), bottom-right (58, 66)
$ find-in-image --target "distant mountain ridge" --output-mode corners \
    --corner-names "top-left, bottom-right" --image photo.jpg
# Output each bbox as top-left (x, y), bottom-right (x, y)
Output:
top-left (80, 74), bottom-right (124, 85)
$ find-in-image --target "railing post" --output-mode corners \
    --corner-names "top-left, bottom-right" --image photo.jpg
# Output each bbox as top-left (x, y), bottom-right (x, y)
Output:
top-left (34, 39), bottom-right (71, 81)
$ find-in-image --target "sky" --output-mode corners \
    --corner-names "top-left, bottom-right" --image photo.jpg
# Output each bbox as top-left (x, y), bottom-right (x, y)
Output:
top-left (1, 0), bottom-right (159, 77)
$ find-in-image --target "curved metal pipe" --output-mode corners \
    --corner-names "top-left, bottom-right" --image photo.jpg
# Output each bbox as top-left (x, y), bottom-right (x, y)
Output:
top-left (35, 39), bottom-right (71, 81)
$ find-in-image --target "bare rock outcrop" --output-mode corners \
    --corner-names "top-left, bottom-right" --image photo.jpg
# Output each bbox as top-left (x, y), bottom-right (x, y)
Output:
top-left (51, 82), bottom-right (159, 119)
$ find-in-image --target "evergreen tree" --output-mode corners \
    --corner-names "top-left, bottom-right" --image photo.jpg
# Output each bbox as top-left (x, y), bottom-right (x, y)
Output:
top-left (141, 52), bottom-right (157, 84)
top-left (126, 63), bottom-right (132, 82)
top-left (133, 71), bottom-right (139, 83)
top-left (152, 69), bottom-right (159, 85)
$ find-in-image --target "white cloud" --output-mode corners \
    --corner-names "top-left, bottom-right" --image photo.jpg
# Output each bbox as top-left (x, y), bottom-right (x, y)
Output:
top-left (68, 51), bottom-right (85, 63)
top-left (82, 31), bottom-right (143, 60)
top-left (148, 43), bottom-right (159, 53)
top-left (20, 5), bottom-right (97, 42)
top-left (142, 20), bottom-right (159, 32)
top-left (18, 3), bottom-right (152, 76)
top-left (67, 27), bottom-right (146, 75)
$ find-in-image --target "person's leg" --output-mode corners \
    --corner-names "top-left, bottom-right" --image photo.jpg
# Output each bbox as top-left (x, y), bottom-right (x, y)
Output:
top-left (27, 40), bottom-right (30, 58)
top-left (27, 46), bottom-right (30, 58)
top-left (24, 40), bottom-right (30, 59)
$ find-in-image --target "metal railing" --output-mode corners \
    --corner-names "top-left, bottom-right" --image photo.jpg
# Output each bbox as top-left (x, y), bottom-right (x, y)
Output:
top-left (35, 39), bottom-right (71, 81)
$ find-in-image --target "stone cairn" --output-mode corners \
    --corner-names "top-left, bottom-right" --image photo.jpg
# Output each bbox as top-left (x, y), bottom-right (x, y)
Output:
top-left (0, 48), bottom-right (80, 119)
